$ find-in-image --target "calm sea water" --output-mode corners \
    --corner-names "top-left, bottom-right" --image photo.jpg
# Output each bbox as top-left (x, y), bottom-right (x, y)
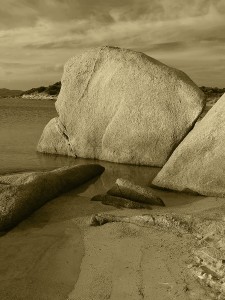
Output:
top-left (0, 97), bottom-right (79, 174)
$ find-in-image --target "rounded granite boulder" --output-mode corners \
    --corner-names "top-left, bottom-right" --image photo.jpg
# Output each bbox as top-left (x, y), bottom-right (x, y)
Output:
top-left (37, 46), bottom-right (205, 166)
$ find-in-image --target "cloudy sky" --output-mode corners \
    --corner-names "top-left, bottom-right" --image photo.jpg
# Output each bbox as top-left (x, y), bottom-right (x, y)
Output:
top-left (0, 0), bottom-right (224, 90)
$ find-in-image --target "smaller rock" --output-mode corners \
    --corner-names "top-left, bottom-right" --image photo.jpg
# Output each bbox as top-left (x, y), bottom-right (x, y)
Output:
top-left (107, 178), bottom-right (165, 206)
top-left (91, 194), bottom-right (152, 209)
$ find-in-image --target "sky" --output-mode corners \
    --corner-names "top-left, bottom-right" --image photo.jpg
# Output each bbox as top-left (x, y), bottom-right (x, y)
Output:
top-left (0, 0), bottom-right (224, 90)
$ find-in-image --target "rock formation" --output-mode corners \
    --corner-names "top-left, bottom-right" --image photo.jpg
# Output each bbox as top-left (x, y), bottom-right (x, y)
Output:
top-left (0, 164), bottom-right (104, 231)
top-left (37, 46), bottom-right (205, 166)
top-left (89, 213), bottom-right (193, 233)
top-left (107, 178), bottom-right (165, 206)
top-left (152, 93), bottom-right (225, 197)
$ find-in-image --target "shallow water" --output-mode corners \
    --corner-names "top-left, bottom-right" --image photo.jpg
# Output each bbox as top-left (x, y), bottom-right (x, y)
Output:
top-left (0, 97), bottom-right (76, 173)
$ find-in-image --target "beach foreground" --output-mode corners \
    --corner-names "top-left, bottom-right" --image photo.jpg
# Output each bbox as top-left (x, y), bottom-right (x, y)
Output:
top-left (0, 163), bottom-right (224, 300)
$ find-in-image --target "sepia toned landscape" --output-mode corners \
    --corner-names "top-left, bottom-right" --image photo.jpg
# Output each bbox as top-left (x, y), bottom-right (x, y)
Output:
top-left (0, 1), bottom-right (225, 300)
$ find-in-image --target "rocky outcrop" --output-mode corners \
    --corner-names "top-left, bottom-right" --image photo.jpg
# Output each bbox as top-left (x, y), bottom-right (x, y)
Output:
top-left (0, 164), bottom-right (104, 231)
top-left (107, 178), bottom-right (165, 206)
top-left (89, 213), bottom-right (193, 232)
top-left (37, 46), bottom-right (205, 166)
top-left (152, 93), bottom-right (225, 197)
top-left (91, 178), bottom-right (162, 209)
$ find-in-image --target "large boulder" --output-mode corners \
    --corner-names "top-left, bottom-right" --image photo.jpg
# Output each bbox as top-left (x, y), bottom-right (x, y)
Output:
top-left (37, 46), bottom-right (205, 166)
top-left (152, 93), bottom-right (225, 197)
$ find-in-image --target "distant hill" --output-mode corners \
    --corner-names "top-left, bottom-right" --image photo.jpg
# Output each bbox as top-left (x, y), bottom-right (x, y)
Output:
top-left (1, 82), bottom-right (224, 101)
top-left (22, 82), bottom-right (223, 99)
top-left (22, 82), bottom-right (61, 98)
top-left (0, 88), bottom-right (23, 98)
top-left (200, 86), bottom-right (225, 106)
top-left (199, 86), bottom-right (225, 95)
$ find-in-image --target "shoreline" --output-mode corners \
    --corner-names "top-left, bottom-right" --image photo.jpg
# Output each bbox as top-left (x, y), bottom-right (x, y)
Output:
top-left (0, 91), bottom-right (223, 103)
top-left (21, 93), bottom-right (57, 100)
top-left (1, 165), bottom-right (224, 299)
top-left (0, 175), bottom-right (115, 300)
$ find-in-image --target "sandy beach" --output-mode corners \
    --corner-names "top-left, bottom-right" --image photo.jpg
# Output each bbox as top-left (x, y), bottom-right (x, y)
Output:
top-left (0, 174), bottom-right (112, 300)
top-left (0, 161), bottom-right (223, 299)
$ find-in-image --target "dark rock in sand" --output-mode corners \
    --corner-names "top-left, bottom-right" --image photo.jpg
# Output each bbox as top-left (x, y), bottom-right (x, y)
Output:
top-left (91, 194), bottom-right (152, 209)
top-left (107, 178), bottom-right (165, 206)
top-left (0, 164), bottom-right (104, 231)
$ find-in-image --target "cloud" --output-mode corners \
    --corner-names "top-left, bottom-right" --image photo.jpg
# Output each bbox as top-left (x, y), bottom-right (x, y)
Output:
top-left (39, 63), bottom-right (64, 72)
top-left (1, 0), bottom-right (223, 30)
top-left (18, 1), bottom-right (225, 51)
top-left (0, 61), bottom-right (39, 68)
top-left (0, 0), bottom-right (225, 89)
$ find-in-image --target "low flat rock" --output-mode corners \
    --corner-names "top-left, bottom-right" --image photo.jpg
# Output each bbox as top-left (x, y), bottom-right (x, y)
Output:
top-left (152, 93), bottom-right (225, 197)
top-left (37, 46), bottom-right (205, 166)
top-left (0, 164), bottom-right (104, 231)
top-left (107, 178), bottom-right (165, 206)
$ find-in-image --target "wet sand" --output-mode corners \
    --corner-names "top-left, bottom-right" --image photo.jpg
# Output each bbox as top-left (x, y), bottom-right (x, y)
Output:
top-left (0, 160), bottom-right (223, 299)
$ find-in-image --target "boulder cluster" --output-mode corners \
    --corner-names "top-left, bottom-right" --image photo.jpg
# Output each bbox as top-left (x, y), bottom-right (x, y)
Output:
top-left (38, 46), bottom-right (225, 197)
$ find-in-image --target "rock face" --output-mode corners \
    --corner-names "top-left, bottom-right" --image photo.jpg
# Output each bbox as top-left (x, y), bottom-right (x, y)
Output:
top-left (38, 118), bottom-right (73, 156)
top-left (152, 93), bottom-right (225, 197)
top-left (37, 46), bottom-right (205, 166)
top-left (0, 164), bottom-right (104, 231)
